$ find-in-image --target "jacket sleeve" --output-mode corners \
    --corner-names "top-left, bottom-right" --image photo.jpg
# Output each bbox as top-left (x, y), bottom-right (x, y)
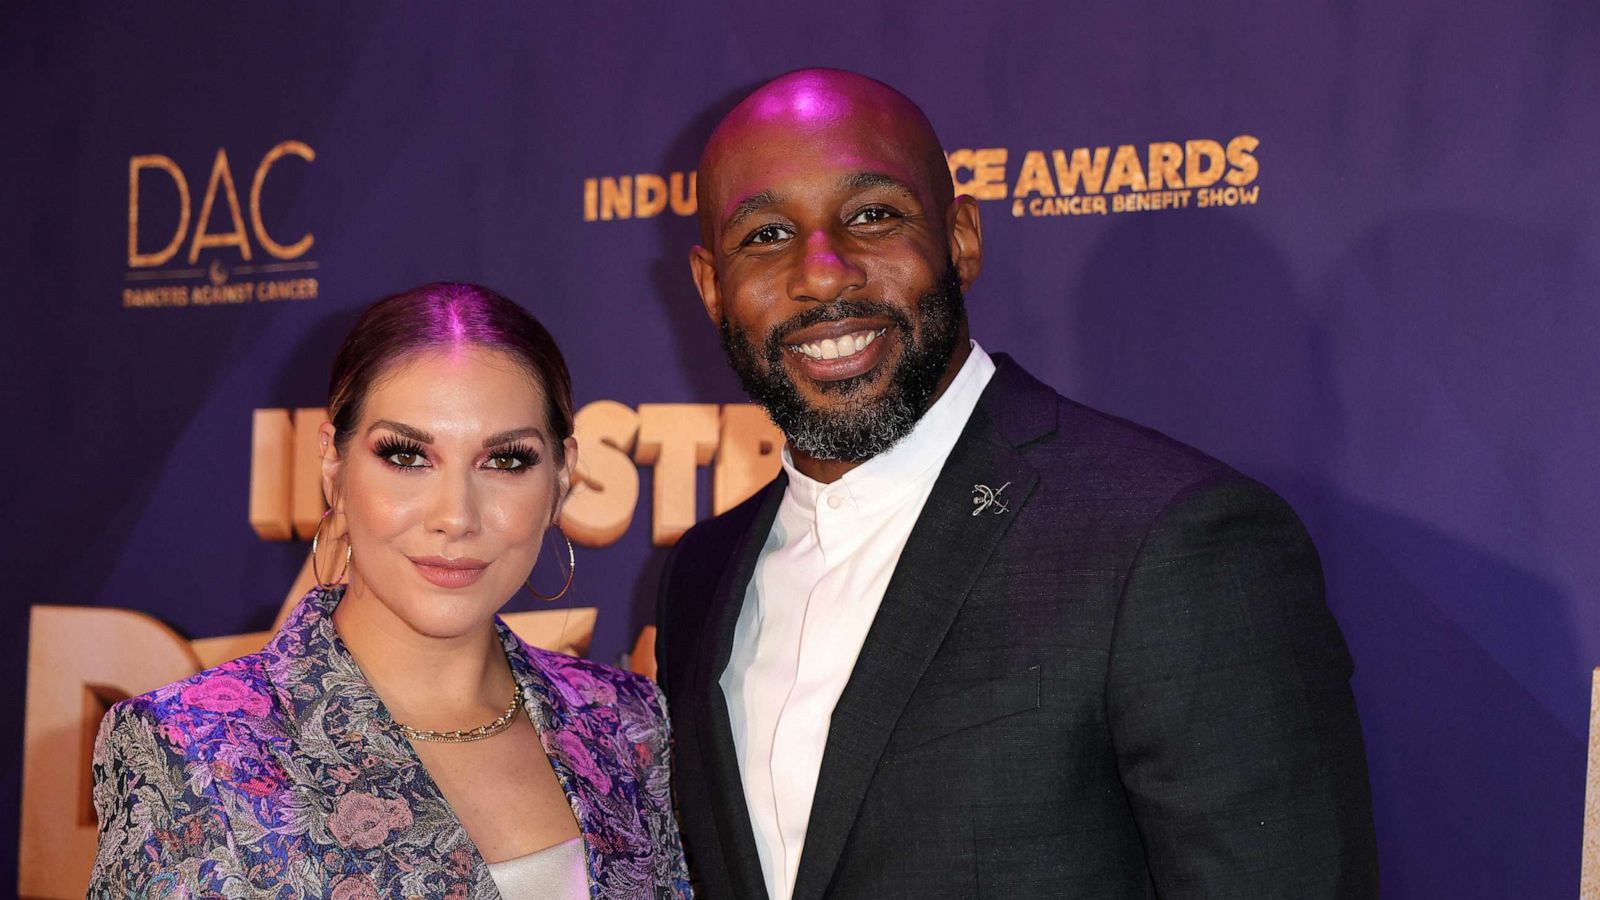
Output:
top-left (654, 536), bottom-right (685, 697)
top-left (644, 680), bottom-right (694, 899)
top-left (1106, 476), bottom-right (1379, 898)
top-left (89, 700), bottom-right (237, 898)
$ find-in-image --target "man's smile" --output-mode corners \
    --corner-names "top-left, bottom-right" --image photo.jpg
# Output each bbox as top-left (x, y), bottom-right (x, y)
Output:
top-left (780, 318), bottom-right (894, 382)
top-left (784, 327), bottom-right (891, 382)
top-left (787, 326), bottom-right (886, 360)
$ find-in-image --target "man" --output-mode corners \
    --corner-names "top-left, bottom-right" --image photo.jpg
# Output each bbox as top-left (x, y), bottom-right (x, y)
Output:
top-left (656, 68), bottom-right (1377, 899)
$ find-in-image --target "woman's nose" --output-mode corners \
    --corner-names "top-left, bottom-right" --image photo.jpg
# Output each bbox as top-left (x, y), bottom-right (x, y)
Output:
top-left (424, 469), bottom-right (481, 539)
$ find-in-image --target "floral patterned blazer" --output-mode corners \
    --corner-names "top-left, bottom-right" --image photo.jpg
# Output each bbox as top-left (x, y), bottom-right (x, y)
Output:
top-left (90, 586), bottom-right (692, 899)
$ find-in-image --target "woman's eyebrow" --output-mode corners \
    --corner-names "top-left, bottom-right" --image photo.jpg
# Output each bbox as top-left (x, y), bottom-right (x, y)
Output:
top-left (367, 419), bottom-right (434, 443)
top-left (482, 426), bottom-right (546, 448)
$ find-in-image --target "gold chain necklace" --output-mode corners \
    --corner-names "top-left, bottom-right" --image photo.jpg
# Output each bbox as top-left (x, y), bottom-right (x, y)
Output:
top-left (395, 688), bottom-right (522, 744)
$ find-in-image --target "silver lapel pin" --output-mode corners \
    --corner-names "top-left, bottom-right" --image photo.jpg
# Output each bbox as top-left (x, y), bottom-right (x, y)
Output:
top-left (971, 482), bottom-right (1012, 516)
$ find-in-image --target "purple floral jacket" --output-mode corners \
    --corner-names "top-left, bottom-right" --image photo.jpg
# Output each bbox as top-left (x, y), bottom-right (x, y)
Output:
top-left (90, 586), bottom-right (692, 899)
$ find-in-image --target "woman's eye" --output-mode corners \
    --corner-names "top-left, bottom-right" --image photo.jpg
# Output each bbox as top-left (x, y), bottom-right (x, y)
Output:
top-left (374, 438), bottom-right (429, 469)
top-left (484, 445), bottom-right (540, 471)
top-left (746, 224), bottom-right (792, 245)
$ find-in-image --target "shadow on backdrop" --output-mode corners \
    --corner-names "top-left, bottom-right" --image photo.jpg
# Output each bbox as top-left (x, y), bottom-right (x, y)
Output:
top-left (1315, 209), bottom-right (1594, 896)
top-left (623, 83), bottom-right (768, 643)
top-left (1069, 210), bottom-right (1584, 896)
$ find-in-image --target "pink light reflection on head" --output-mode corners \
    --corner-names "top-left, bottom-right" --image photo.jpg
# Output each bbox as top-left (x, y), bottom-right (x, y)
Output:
top-left (750, 78), bottom-right (849, 125)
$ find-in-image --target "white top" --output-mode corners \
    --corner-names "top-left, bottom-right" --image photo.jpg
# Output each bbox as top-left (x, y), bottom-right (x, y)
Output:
top-left (720, 342), bottom-right (996, 900)
top-left (485, 836), bottom-right (588, 900)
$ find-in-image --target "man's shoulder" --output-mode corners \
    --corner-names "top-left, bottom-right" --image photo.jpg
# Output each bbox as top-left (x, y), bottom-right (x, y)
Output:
top-left (988, 360), bottom-right (1312, 564)
top-left (985, 358), bottom-right (1222, 477)
top-left (658, 479), bottom-right (778, 636)
top-left (672, 478), bottom-right (780, 566)
top-left (986, 355), bottom-right (1240, 494)
top-left (1052, 395), bottom-right (1237, 481)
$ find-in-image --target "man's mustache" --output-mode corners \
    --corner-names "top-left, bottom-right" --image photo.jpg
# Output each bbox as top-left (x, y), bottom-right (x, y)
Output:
top-left (767, 299), bottom-right (910, 348)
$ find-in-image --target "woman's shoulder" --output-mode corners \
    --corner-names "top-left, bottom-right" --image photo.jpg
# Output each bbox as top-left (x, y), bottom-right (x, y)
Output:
top-left (522, 644), bottom-right (665, 717)
top-left (102, 651), bottom-right (282, 754)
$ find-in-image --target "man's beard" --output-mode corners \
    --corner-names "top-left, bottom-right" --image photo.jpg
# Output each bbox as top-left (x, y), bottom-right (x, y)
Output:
top-left (718, 263), bottom-right (966, 462)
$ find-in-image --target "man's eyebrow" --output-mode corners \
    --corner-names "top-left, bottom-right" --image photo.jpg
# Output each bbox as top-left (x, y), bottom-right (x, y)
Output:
top-left (367, 420), bottom-right (434, 443)
top-left (723, 190), bottom-right (783, 233)
top-left (483, 427), bottom-right (546, 448)
top-left (722, 173), bottom-right (916, 234)
top-left (840, 171), bottom-right (917, 195)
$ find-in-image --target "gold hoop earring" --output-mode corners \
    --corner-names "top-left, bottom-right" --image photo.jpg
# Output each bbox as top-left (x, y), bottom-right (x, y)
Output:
top-left (527, 527), bottom-right (575, 602)
top-left (311, 509), bottom-right (351, 589)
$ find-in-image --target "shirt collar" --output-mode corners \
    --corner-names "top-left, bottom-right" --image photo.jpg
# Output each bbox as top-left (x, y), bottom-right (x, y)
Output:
top-left (780, 341), bottom-right (996, 514)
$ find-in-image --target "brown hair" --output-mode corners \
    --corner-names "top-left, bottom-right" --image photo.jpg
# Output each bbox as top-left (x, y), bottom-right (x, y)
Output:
top-left (327, 282), bottom-right (573, 462)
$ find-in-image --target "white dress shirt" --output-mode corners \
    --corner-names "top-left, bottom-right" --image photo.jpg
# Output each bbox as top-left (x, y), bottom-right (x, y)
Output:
top-left (720, 342), bottom-right (996, 900)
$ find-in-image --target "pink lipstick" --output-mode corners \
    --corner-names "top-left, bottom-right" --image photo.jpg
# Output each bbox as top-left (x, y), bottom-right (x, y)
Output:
top-left (410, 556), bottom-right (488, 589)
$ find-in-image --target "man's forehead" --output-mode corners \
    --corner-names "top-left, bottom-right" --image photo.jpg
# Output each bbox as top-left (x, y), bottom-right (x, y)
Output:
top-left (696, 69), bottom-right (949, 241)
top-left (706, 120), bottom-right (929, 215)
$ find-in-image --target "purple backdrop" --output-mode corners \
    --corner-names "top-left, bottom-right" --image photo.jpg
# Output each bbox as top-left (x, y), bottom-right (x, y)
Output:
top-left (4, 2), bottom-right (1597, 895)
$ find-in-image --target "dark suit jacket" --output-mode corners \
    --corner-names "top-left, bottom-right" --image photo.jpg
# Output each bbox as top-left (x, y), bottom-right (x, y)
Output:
top-left (657, 355), bottom-right (1378, 899)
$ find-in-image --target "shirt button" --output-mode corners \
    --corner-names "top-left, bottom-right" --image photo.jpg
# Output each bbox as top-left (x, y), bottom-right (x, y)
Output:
top-left (826, 495), bottom-right (843, 510)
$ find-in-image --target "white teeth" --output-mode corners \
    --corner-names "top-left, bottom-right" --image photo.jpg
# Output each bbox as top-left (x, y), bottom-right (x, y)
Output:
top-left (791, 329), bottom-right (881, 361)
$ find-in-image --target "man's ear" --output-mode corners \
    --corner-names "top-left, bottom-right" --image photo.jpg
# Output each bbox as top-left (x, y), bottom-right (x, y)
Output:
top-left (317, 421), bottom-right (342, 513)
top-left (689, 244), bottom-right (723, 324)
top-left (947, 196), bottom-right (984, 291)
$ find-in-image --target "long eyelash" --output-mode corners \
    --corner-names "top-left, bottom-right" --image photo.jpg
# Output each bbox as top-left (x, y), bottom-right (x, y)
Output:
top-left (487, 441), bottom-right (542, 471)
top-left (373, 436), bottom-right (427, 466)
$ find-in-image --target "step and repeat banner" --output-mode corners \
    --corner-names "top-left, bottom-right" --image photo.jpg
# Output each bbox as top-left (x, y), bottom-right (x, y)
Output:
top-left (3, 2), bottom-right (1596, 896)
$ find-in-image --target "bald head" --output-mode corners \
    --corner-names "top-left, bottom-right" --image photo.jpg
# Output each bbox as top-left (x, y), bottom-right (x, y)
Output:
top-left (696, 69), bottom-right (954, 245)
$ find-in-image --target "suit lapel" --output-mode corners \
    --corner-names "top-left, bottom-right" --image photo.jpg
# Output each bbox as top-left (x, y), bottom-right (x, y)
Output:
top-left (691, 477), bottom-right (786, 900)
top-left (790, 359), bottom-right (1050, 900)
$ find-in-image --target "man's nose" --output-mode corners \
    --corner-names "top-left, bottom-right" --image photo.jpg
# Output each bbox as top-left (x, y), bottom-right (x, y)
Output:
top-left (788, 228), bottom-right (866, 303)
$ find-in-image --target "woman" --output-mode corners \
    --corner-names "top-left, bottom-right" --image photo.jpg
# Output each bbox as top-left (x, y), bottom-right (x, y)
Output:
top-left (90, 283), bottom-right (691, 899)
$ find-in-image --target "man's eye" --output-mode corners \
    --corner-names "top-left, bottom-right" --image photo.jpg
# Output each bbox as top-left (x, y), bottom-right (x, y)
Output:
top-left (746, 224), bottom-right (792, 245)
top-left (849, 206), bottom-right (897, 225)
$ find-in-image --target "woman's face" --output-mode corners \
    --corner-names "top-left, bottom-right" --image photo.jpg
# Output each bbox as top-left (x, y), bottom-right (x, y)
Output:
top-left (319, 345), bottom-right (576, 640)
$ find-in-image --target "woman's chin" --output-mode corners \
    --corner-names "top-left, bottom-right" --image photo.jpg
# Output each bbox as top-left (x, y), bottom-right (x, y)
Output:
top-left (367, 588), bottom-right (507, 641)
top-left (395, 605), bottom-right (499, 641)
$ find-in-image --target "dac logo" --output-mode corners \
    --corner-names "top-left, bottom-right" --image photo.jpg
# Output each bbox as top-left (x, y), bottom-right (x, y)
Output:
top-left (124, 140), bottom-right (320, 309)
